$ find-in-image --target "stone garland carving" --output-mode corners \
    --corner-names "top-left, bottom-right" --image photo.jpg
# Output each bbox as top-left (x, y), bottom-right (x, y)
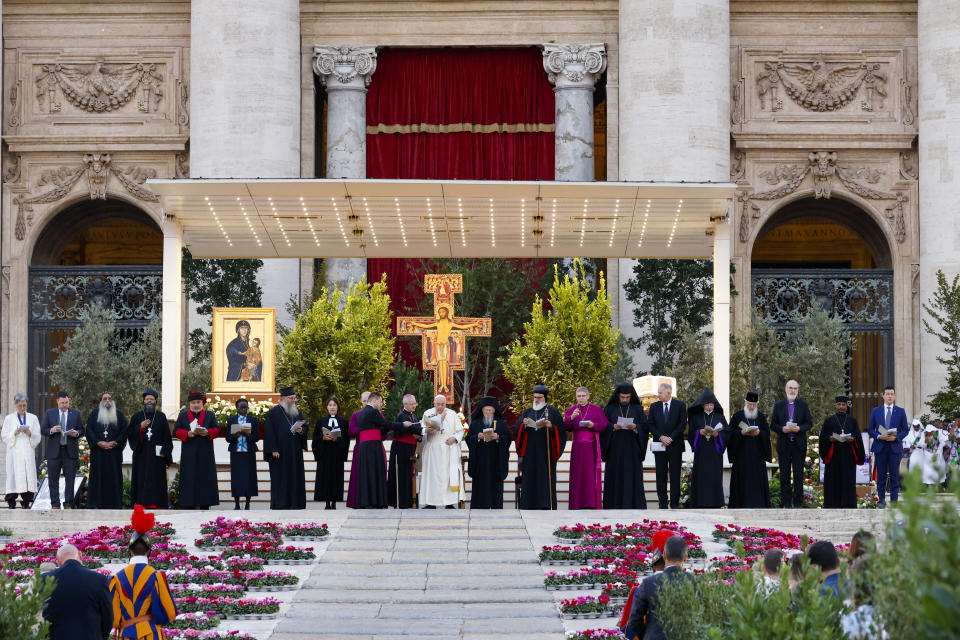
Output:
top-left (757, 58), bottom-right (887, 112)
top-left (1, 266), bottom-right (9, 299)
top-left (901, 79), bottom-right (915, 126)
top-left (911, 263), bottom-right (920, 297)
top-left (35, 61), bottom-right (164, 114)
top-left (313, 46), bottom-right (378, 87)
top-left (177, 80), bottom-right (189, 126)
top-left (8, 81), bottom-right (23, 128)
top-left (738, 150), bottom-right (908, 244)
top-left (13, 153), bottom-right (160, 241)
top-left (730, 149), bottom-right (746, 181)
top-left (731, 78), bottom-right (744, 125)
top-left (3, 153), bottom-right (22, 184)
top-left (542, 44), bottom-right (607, 86)
top-left (175, 152), bottom-right (190, 179)
top-left (899, 148), bottom-right (918, 180)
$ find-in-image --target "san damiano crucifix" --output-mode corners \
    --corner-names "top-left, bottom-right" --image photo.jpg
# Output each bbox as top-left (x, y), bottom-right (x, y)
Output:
top-left (397, 274), bottom-right (492, 406)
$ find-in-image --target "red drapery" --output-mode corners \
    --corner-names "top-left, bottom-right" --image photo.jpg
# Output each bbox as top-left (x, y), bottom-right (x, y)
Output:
top-left (365, 47), bottom-right (555, 368)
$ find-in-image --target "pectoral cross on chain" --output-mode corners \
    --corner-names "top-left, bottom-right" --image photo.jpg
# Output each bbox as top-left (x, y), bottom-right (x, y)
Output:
top-left (103, 425), bottom-right (109, 439)
top-left (146, 426), bottom-right (153, 440)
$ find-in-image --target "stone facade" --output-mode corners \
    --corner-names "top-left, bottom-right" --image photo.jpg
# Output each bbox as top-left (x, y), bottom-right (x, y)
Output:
top-left (0, 1), bottom-right (947, 439)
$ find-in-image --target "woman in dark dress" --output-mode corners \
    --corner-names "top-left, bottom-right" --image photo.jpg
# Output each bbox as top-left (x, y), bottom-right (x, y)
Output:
top-left (465, 396), bottom-right (512, 509)
top-left (312, 397), bottom-right (349, 509)
top-left (225, 398), bottom-right (259, 510)
top-left (687, 388), bottom-right (728, 508)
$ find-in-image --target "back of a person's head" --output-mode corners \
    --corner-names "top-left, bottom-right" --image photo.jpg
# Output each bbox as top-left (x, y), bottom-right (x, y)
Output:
top-left (849, 529), bottom-right (874, 559)
top-left (807, 540), bottom-right (840, 571)
top-left (129, 539), bottom-right (150, 557)
top-left (763, 549), bottom-right (784, 575)
top-left (663, 535), bottom-right (688, 563)
top-left (789, 554), bottom-right (805, 584)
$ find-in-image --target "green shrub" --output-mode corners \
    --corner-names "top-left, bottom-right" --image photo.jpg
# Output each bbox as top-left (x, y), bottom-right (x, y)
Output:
top-left (0, 568), bottom-right (56, 640)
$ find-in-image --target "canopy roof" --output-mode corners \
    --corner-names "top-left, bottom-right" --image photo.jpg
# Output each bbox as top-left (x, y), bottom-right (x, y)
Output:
top-left (149, 179), bottom-right (735, 259)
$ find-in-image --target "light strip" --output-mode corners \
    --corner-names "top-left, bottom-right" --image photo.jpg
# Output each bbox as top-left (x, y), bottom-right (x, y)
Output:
top-left (332, 196), bottom-right (349, 247)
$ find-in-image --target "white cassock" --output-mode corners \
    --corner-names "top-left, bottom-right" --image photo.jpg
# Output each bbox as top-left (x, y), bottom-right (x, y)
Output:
top-left (418, 408), bottom-right (465, 507)
top-left (903, 427), bottom-right (925, 470)
top-left (920, 427), bottom-right (948, 485)
top-left (2, 411), bottom-right (41, 494)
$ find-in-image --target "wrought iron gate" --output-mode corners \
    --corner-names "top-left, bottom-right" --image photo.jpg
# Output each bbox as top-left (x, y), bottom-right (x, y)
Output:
top-left (752, 268), bottom-right (894, 429)
top-left (27, 266), bottom-right (162, 410)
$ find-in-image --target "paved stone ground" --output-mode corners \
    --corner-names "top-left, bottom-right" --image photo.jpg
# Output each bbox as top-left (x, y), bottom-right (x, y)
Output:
top-left (0, 506), bottom-right (887, 639)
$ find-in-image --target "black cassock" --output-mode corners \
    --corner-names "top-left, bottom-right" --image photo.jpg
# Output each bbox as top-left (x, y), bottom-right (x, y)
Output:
top-left (174, 410), bottom-right (221, 508)
top-left (687, 410), bottom-right (728, 508)
top-left (225, 414), bottom-right (260, 498)
top-left (820, 414), bottom-right (866, 509)
top-left (262, 405), bottom-right (308, 510)
top-left (601, 402), bottom-right (648, 509)
top-left (312, 414), bottom-right (349, 503)
top-left (85, 409), bottom-right (129, 509)
top-left (127, 410), bottom-right (172, 508)
top-left (353, 405), bottom-right (406, 509)
top-left (515, 406), bottom-right (565, 510)
top-left (726, 409), bottom-right (772, 508)
top-left (465, 417), bottom-right (511, 509)
top-left (387, 409), bottom-right (419, 509)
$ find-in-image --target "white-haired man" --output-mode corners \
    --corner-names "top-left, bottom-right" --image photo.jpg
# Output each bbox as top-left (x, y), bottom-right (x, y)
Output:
top-left (419, 395), bottom-right (465, 508)
top-left (85, 391), bottom-right (128, 509)
top-left (389, 393), bottom-right (421, 508)
top-left (2, 393), bottom-right (41, 509)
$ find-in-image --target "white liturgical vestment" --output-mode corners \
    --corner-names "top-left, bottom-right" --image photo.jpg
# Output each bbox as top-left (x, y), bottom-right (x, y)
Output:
top-left (2, 411), bottom-right (41, 494)
top-left (418, 407), bottom-right (465, 507)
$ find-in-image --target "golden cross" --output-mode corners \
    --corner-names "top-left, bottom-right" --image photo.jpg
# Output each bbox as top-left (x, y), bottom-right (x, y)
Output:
top-left (396, 274), bottom-right (492, 406)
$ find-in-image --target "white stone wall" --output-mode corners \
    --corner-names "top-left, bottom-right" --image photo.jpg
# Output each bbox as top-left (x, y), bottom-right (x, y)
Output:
top-left (918, 0), bottom-right (960, 407)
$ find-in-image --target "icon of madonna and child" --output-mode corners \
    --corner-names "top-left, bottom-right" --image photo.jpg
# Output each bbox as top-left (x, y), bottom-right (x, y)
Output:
top-left (225, 320), bottom-right (262, 382)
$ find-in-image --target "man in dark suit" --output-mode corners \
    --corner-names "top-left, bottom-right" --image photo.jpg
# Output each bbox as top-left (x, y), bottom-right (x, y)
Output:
top-left (626, 535), bottom-right (691, 640)
top-left (42, 543), bottom-right (112, 640)
top-left (646, 382), bottom-right (687, 509)
top-left (769, 379), bottom-right (813, 508)
top-left (40, 390), bottom-right (84, 509)
top-left (867, 385), bottom-right (909, 507)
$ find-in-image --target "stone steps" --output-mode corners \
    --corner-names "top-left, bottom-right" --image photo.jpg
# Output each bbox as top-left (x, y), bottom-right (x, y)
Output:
top-left (270, 511), bottom-right (563, 638)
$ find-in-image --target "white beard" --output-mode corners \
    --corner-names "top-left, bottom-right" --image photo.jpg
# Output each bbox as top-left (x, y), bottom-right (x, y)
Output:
top-left (97, 402), bottom-right (118, 427)
top-left (743, 406), bottom-right (759, 420)
top-left (786, 394), bottom-right (798, 402)
top-left (532, 401), bottom-right (546, 411)
top-left (483, 416), bottom-right (493, 427)
top-left (282, 401), bottom-right (299, 418)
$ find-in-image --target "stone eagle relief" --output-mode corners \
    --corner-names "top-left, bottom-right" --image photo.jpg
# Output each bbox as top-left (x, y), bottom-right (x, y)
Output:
top-left (35, 60), bottom-right (164, 114)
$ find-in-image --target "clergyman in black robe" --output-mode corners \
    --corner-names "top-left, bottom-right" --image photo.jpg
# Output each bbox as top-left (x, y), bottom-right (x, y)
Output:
top-left (225, 398), bottom-right (259, 510)
top-left (312, 396), bottom-right (349, 509)
top-left (128, 389), bottom-right (172, 509)
top-left (601, 383), bottom-right (649, 509)
top-left (262, 387), bottom-right (308, 510)
top-left (515, 384), bottom-right (566, 510)
top-left (726, 391), bottom-right (772, 509)
top-left (352, 393), bottom-right (416, 509)
top-left (687, 388), bottom-right (728, 508)
top-left (820, 395), bottom-right (866, 509)
top-left (388, 395), bottom-right (421, 509)
top-left (173, 392), bottom-right (221, 509)
top-left (466, 396), bottom-right (512, 509)
top-left (85, 392), bottom-right (128, 509)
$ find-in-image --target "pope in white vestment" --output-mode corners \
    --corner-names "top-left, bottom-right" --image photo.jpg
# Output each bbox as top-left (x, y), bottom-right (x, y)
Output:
top-left (418, 395), bottom-right (465, 507)
top-left (2, 397), bottom-right (42, 506)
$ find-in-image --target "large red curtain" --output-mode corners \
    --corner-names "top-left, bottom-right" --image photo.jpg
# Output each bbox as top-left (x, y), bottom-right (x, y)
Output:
top-left (366, 47), bottom-right (554, 367)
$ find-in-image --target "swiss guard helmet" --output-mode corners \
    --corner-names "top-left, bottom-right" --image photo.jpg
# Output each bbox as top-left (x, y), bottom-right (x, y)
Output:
top-left (128, 504), bottom-right (155, 553)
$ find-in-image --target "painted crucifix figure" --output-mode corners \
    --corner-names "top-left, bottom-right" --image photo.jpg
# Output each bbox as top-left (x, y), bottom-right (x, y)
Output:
top-left (397, 274), bottom-right (492, 405)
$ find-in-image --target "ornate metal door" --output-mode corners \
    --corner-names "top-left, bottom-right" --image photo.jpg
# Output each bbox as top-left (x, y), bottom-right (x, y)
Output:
top-left (752, 268), bottom-right (894, 429)
top-left (27, 266), bottom-right (162, 410)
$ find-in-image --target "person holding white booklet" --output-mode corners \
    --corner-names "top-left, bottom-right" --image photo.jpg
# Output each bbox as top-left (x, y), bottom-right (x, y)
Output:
top-left (419, 394), bottom-right (465, 508)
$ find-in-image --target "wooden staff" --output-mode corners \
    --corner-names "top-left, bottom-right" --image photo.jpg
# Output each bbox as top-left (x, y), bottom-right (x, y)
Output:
top-left (545, 415), bottom-right (554, 510)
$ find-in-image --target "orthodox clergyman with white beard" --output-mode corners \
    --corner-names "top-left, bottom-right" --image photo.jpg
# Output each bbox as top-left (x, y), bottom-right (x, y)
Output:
top-left (85, 391), bottom-right (128, 509)
top-left (418, 395), bottom-right (465, 508)
top-left (262, 387), bottom-right (308, 509)
top-left (726, 391), bottom-right (772, 508)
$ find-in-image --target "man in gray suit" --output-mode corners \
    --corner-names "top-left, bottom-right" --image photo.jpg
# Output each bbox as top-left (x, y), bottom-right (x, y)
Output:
top-left (40, 391), bottom-right (84, 509)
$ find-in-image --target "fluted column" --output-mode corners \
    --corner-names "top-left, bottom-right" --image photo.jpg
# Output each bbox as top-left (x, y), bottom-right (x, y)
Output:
top-left (543, 44), bottom-right (607, 182)
top-left (313, 46), bottom-right (378, 290)
top-left (918, 0), bottom-right (960, 403)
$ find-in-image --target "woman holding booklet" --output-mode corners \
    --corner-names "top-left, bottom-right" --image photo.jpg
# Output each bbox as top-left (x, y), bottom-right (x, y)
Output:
top-left (225, 397), bottom-right (259, 510)
top-left (312, 397), bottom-right (349, 509)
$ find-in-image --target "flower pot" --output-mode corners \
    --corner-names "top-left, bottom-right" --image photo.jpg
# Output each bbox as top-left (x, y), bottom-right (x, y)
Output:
top-left (555, 536), bottom-right (582, 544)
top-left (0, 536), bottom-right (13, 544)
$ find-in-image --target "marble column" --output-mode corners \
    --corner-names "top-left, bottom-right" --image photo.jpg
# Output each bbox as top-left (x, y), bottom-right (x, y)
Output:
top-left (313, 46), bottom-right (378, 291)
top-left (618, 0), bottom-right (729, 182)
top-left (161, 219), bottom-right (183, 418)
top-left (543, 44), bottom-right (607, 182)
top-left (918, 0), bottom-right (960, 403)
top-left (712, 220), bottom-right (731, 414)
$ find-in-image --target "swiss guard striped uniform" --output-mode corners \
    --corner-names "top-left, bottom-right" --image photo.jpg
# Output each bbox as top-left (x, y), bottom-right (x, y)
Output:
top-left (109, 560), bottom-right (178, 639)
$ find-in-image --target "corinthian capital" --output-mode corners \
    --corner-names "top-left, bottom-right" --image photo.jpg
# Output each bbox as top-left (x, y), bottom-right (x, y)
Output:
top-left (312, 46), bottom-right (378, 88)
top-left (542, 43), bottom-right (607, 89)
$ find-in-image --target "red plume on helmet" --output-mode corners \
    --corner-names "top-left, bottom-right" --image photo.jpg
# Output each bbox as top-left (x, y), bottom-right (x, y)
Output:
top-left (652, 529), bottom-right (675, 553)
top-left (129, 504), bottom-right (155, 550)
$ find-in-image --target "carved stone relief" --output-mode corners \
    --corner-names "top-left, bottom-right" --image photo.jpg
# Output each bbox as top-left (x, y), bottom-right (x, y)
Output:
top-left (177, 80), bottom-right (189, 126)
top-left (757, 57), bottom-right (887, 112)
top-left (35, 61), bottom-right (164, 114)
top-left (3, 153), bottom-right (22, 184)
top-left (731, 149), bottom-right (746, 181)
top-left (738, 151), bottom-right (909, 244)
top-left (12, 154), bottom-right (161, 241)
top-left (899, 144), bottom-right (918, 180)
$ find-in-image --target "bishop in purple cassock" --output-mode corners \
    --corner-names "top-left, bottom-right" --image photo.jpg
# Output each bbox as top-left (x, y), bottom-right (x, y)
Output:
top-left (563, 387), bottom-right (609, 510)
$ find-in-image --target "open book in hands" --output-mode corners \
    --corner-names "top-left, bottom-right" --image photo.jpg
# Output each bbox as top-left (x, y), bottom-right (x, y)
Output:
top-left (290, 419), bottom-right (306, 434)
top-left (322, 427), bottom-right (341, 439)
top-left (876, 426), bottom-right (898, 437)
top-left (524, 417), bottom-right (549, 430)
top-left (830, 432), bottom-right (854, 442)
top-left (482, 427), bottom-right (496, 442)
top-left (738, 420), bottom-right (760, 433)
top-left (190, 419), bottom-right (206, 434)
top-left (231, 423), bottom-right (252, 435)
